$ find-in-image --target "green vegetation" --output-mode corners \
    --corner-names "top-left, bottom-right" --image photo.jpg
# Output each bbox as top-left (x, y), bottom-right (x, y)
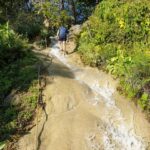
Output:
top-left (0, 0), bottom-right (98, 149)
top-left (0, 23), bottom-right (36, 98)
top-left (13, 12), bottom-right (42, 40)
top-left (0, 23), bottom-right (39, 147)
top-left (77, 0), bottom-right (150, 113)
top-left (0, 82), bottom-right (38, 140)
top-left (0, 0), bottom-right (96, 147)
top-left (0, 141), bottom-right (5, 150)
top-left (2, 0), bottom-right (150, 147)
top-left (34, 1), bottom-right (72, 47)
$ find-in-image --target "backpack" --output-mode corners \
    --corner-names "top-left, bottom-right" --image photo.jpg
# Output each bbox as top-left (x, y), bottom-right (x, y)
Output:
top-left (59, 26), bottom-right (68, 38)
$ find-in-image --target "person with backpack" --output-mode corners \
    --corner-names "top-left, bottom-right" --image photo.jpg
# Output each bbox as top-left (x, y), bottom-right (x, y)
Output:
top-left (57, 26), bottom-right (69, 54)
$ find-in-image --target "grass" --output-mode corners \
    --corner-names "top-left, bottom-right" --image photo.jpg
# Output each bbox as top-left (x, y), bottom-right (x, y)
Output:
top-left (0, 50), bottom-right (40, 149)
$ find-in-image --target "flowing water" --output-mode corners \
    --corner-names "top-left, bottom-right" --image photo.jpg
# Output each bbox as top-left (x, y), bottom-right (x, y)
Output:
top-left (50, 41), bottom-right (149, 150)
top-left (18, 39), bottom-right (150, 150)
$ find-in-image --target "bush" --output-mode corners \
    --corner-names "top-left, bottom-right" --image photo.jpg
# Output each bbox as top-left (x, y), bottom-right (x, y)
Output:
top-left (0, 81), bottom-right (39, 142)
top-left (13, 12), bottom-right (42, 40)
top-left (77, 0), bottom-right (150, 111)
top-left (0, 22), bottom-right (29, 68)
top-left (0, 23), bottom-right (39, 144)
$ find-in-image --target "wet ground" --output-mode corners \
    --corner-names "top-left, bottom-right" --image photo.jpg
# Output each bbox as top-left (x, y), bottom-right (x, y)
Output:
top-left (17, 40), bottom-right (150, 150)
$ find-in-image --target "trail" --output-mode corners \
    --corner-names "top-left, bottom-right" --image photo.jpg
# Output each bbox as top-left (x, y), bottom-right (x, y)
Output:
top-left (17, 38), bottom-right (150, 150)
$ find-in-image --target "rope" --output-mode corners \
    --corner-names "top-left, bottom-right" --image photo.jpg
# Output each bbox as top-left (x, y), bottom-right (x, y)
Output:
top-left (34, 54), bottom-right (53, 150)
top-left (35, 65), bottom-right (41, 150)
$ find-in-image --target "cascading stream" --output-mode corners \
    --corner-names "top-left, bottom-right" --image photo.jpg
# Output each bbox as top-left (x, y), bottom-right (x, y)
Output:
top-left (50, 41), bottom-right (146, 150)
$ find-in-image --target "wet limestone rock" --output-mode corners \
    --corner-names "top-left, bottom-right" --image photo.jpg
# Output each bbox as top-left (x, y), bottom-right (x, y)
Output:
top-left (66, 25), bottom-right (82, 53)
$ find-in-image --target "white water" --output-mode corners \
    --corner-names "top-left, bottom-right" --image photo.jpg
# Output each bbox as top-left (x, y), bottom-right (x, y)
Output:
top-left (50, 42), bottom-right (146, 150)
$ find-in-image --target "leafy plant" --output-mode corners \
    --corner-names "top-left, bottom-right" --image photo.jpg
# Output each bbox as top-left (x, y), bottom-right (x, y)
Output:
top-left (0, 23), bottom-right (28, 68)
top-left (13, 12), bottom-right (42, 40)
top-left (138, 92), bottom-right (149, 109)
top-left (77, 0), bottom-right (150, 112)
top-left (35, 1), bottom-right (71, 28)
top-left (0, 141), bottom-right (6, 150)
top-left (0, 23), bottom-right (39, 144)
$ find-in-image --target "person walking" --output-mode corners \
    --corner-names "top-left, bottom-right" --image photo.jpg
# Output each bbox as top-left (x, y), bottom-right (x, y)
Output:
top-left (57, 26), bottom-right (68, 54)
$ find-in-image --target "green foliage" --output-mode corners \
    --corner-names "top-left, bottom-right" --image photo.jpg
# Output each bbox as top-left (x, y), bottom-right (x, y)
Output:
top-left (0, 54), bottom-right (39, 141)
top-left (33, 1), bottom-right (73, 46)
top-left (0, 81), bottom-right (39, 141)
top-left (0, 23), bottom-right (39, 142)
top-left (0, 23), bottom-right (32, 99)
top-left (77, 0), bottom-right (150, 111)
top-left (106, 47), bottom-right (133, 77)
top-left (0, 23), bottom-right (28, 68)
top-left (13, 12), bottom-right (42, 40)
top-left (138, 92), bottom-right (149, 109)
top-left (0, 141), bottom-right (6, 150)
top-left (0, 50), bottom-right (38, 99)
top-left (35, 1), bottom-right (71, 28)
top-left (0, 0), bottom-right (24, 20)
top-left (38, 27), bottom-right (51, 47)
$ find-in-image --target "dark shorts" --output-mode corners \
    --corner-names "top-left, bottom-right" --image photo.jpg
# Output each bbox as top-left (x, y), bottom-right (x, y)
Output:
top-left (59, 36), bottom-right (67, 41)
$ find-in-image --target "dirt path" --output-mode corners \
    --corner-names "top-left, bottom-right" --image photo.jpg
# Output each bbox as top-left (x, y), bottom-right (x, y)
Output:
top-left (17, 39), bottom-right (150, 150)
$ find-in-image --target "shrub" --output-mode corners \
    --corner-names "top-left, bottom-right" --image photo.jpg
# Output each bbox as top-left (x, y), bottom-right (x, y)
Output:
top-left (0, 24), bottom-right (39, 144)
top-left (13, 12), bottom-right (42, 40)
top-left (77, 0), bottom-right (150, 111)
top-left (0, 22), bottom-right (29, 68)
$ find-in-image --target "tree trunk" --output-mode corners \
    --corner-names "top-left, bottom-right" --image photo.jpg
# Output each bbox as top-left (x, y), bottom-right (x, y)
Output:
top-left (70, 0), bottom-right (77, 24)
